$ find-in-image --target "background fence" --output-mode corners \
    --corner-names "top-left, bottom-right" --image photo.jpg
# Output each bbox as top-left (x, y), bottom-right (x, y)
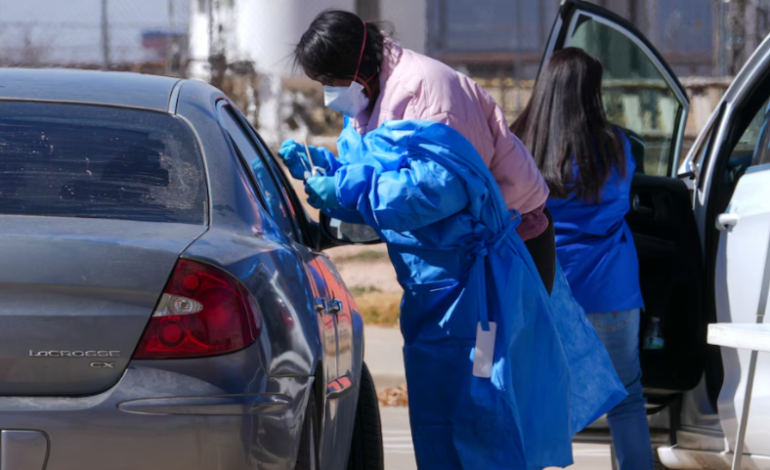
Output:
top-left (0, 0), bottom-right (764, 150)
top-left (3, 1), bottom-right (770, 77)
top-left (0, 0), bottom-right (190, 74)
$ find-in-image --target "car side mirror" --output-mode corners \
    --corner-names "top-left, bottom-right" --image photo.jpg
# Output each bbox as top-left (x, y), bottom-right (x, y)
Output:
top-left (319, 211), bottom-right (381, 245)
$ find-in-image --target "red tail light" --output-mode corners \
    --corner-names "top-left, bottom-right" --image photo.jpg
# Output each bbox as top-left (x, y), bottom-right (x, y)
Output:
top-left (133, 259), bottom-right (261, 359)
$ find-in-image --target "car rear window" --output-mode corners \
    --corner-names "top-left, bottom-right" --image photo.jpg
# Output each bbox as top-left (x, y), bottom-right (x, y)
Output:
top-left (0, 102), bottom-right (207, 224)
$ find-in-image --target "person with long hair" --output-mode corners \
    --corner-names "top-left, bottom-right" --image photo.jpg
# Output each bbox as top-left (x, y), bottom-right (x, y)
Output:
top-left (280, 9), bottom-right (556, 292)
top-left (511, 48), bottom-right (652, 470)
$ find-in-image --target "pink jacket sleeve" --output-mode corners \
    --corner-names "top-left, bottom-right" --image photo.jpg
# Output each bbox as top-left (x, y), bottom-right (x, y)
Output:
top-left (406, 108), bottom-right (549, 240)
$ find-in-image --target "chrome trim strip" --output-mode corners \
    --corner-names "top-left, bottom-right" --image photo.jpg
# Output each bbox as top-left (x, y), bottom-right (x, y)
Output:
top-left (118, 394), bottom-right (292, 415)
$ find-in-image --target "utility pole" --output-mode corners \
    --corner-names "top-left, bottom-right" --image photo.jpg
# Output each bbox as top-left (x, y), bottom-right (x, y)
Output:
top-left (514, 0), bottom-right (523, 113)
top-left (101, 0), bottom-right (110, 70)
top-left (207, 0), bottom-right (226, 89)
top-left (726, 0), bottom-right (746, 74)
top-left (646, 0), bottom-right (659, 47)
top-left (745, 0), bottom-right (759, 64)
top-left (166, 0), bottom-right (174, 75)
top-left (715, 0), bottom-right (728, 77)
top-left (208, 0), bottom-right (214, 82)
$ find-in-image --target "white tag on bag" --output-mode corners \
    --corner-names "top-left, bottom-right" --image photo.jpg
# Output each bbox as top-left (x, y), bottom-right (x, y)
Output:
top-left (472, 321), bottom-right (497, 378)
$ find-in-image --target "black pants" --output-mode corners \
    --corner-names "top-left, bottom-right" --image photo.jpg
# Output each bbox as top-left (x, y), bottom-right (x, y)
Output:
top-left (524, 208), bottom-right (556, 295)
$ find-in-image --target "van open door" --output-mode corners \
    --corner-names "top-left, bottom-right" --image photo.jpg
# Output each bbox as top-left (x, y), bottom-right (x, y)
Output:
top-left (709, 92), bottom-right (770, 459)
top-left (539, 1), bottom-right (705, 406)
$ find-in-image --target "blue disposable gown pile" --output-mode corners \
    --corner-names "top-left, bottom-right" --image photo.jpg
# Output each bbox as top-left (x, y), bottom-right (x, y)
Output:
top-left (322, 120), bottom-right (625, 470)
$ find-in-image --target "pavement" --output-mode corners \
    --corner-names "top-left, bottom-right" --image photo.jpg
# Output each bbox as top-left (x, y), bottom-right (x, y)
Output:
top-left (381, 406), bottom-right (613, 470)
top-left (366, 326), bottom-right (615, 470)
top-left (364, 325), bottom-right (406, 391)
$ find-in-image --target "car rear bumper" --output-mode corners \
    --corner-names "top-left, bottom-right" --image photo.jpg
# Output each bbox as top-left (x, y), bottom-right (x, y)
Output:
top-left (0, 364), bottom-right (310, 470)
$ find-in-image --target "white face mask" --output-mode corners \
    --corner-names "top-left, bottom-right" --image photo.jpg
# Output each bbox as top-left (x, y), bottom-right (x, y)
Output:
top-left (324, 81), bottom-right (370, 118)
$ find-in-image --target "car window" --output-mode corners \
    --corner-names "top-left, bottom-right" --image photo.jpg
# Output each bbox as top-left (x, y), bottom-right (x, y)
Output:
top-left (719, 98), bottom-right (770, 188)
top-left (749, 110), bottom-right (770, 168)
top-left (732, 103), bottom-right (767, 160)
top-left (220, 106), bottom-right (298, 242)
top-left (568, 15), bottom-right (686, 177)
top-left (0, 101), bottom-right (207, 224)
top-left (244, 122), bottom-right (306, 234)
top-left (691, 119), bottom-right (715, 170)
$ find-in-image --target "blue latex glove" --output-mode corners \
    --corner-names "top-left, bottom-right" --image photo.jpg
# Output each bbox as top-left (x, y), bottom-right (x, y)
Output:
top-left (305, 176), bottom-right (340, 210)
top-left (278, 139), bottom-right (331, 180)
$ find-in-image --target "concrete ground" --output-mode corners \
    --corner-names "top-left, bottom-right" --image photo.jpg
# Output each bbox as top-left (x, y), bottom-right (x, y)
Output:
top-left (365, 326), bottom-right (614, 470)
top-left (381, 406), bottom-right (613, 470)
top-left (364, 325), bottom-right (405, 391)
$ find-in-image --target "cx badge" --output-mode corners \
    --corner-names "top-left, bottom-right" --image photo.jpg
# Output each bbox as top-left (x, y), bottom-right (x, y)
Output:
top-left (89, 362), bottom-right (115, 369)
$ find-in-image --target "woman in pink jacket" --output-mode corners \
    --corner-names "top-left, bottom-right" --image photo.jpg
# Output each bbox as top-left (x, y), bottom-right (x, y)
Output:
top-left (281, 10), bottom-right (554, 290)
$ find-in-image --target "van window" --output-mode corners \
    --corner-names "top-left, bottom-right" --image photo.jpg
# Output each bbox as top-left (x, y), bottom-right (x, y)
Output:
top-left (722, 99), bottom-right (770, 186)
top-left (569, 15), bottom-right (687, 176)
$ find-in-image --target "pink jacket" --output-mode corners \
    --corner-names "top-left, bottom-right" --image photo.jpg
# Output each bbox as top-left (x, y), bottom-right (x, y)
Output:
top-left (350, 39), bottom-right (549, 240)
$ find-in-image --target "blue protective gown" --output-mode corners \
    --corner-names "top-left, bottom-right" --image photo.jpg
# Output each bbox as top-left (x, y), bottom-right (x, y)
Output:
top-left (323, 120), bottom-right (625, 469)
top-left (546, 130), bottom-right (644, 314)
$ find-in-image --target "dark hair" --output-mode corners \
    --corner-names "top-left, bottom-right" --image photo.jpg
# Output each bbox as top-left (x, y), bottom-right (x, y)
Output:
top-left (510, 48), bottom-right (625, 202)
top-left (294, 10), bottom-right (386, 83)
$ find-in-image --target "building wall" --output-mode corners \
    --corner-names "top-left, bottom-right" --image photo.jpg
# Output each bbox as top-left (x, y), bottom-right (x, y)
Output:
top-left (426, 0), bottom-right (714, 79)
top-left (382, 0), bottom-right (427, 54)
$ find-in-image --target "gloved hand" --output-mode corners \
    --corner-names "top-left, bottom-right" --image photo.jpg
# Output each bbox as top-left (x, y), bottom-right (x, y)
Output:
top-left (278, 139), bottom-right (331, 180)
top-left (305, 176), bottom-right (340, 210)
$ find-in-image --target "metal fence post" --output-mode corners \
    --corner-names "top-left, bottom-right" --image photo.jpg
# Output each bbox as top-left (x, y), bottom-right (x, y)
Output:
top-left (101, 0), bottom-right (110, 70)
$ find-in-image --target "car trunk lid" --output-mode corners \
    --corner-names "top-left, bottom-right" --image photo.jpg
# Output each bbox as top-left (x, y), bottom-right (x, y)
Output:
top-left (0, 216), bottom-right (205, 396)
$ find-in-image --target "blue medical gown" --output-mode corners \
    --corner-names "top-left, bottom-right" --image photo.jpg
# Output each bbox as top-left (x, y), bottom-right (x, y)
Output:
top-left (546, 130), bottom-right (644, 314)
top-left (323, 120), bottom-right (625, 469)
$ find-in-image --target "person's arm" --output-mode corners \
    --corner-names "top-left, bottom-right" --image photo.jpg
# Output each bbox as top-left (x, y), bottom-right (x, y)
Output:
top-left (304, 145), bottom-right (346, 175)
top-left (334, 158), bottom-right (469, 233)
top-left (278, 141), bottom-right (347, 179)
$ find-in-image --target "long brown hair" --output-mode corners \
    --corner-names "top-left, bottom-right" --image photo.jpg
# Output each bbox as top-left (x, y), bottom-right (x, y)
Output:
top-left (510, 48), bottom-right (625, 202)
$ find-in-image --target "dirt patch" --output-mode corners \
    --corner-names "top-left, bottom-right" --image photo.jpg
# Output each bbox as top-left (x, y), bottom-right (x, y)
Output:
top-left (326, 243), bottom-right (388, 262)
top-left (335, 265), bottom-right (401, 296)
top-left (377, 385), bottom-right (409, 407)
top-left (333, 249), bottom-right (387, 263)
top-left (328, 245), bottom-right (402, 297)
top-left (353, 290), bottom-right (402, 327)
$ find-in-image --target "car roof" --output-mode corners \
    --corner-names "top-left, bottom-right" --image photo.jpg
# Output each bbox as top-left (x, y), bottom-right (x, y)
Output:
top-left (0, 68), bottom-right (179, 112)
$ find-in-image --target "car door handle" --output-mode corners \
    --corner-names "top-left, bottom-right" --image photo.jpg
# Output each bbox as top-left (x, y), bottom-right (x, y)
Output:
top-left (716, 213), bottom-right (740, 231)
top-left (632, 194), bottom-right (655, 216)
top-left (314, 298), bottom-right (327, 313)
top-left (328, 299), bottom-right (343, 315)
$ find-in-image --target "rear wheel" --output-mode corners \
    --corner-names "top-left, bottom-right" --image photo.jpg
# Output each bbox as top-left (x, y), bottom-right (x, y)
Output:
top-left (347, 362), bottom-right (384, 470)
top-left (295, 391), bottom-right (319, 470)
